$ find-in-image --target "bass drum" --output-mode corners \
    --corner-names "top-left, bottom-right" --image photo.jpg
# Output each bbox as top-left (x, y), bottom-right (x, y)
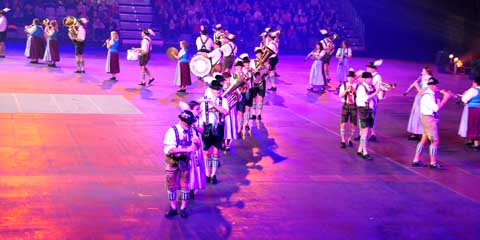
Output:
top-left (190, 55), bottom-right (212, 78)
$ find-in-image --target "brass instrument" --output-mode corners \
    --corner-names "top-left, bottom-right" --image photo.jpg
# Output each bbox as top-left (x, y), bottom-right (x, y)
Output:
top-left (379, 82), bottom-right (397, 91)
top-left (63, 16), bottom-right (78, 40)
top-left (256, 47), bottom-right (274, 69)
top-left (222, 75), bottom-right (244, 109)
top-left (42, 18), bottom-right (49, 27)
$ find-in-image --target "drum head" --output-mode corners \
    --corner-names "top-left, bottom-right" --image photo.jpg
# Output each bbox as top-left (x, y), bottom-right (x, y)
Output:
top-left (190, 55), bottom-right (212, 78)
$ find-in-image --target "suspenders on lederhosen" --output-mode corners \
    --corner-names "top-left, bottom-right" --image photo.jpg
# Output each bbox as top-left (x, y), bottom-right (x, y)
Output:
top-left (199, 36), bottom-right (210, 53)
top-left (204, 97), bottom-right (224, 137)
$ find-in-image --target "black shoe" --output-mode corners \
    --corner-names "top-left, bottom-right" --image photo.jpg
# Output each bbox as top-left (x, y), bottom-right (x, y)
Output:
top-left (363, 154), bottom-right (373, 161)
top-left (465, 141), bottom-right (474, 146)
top-left (48, 63), bottom-right (56, 67)
top-left (258, 114), bottom-right (262, 120)
top-left (148, 78), bottom-right (155, 85)
top-left (357, 151), bottom-right (363, 156)
top-left (369, 135), bottom-right (377, 141)
top-left (189, 190), bottom-right (195, 200)
top-left (348, 141), bottom-right (353, 147)
top-left (109, 76), bottom-right (117, 81)
top-left (180, 89), bottom-right (187, 92)
top-left (245, 125), bottom-right (250, 131)
top-left (206, 176), bottom-right (211, 183)
top-left (237, 132), bottom-right (243, 138)
top-left (353, 136), bottom-right (360, 141)
top-left (179, 208), bottom-right (188, 218)
top-left (268, 87), bottom-right (277, 91)
top-left (212, 175), bottom-right (218, 184)
top-left (81, 70), bottom-right (86, 73)
top-left (408, 134), bottom-right (419, 140)
top-left (165, 208), bottom-right (178, 218)
top-left (0, 55), bottom-right (5, 58)
top-left (428, 163), bottom-right (443, 169)
top-left (139, 82), bottom-right (146, 86)
top-left (250, 115), bottom-right (256, 120)
top-left (340, 142), bottom-right (346, 149)
top-left (411, 161), bottom-right (425, 167)
top-left (30, 60), bottom-right (38, 64)
top-left (74, 70), bottom-right (82, 73)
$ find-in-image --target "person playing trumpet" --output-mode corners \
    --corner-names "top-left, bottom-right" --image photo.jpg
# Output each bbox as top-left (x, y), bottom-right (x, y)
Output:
top-left (105, 31), bottom-right (120, 81)
top-left (411, 77), bottom-right (453, 169)
top-left (406, 66), bottom-right (433, 140)
top-left (43, 19), bottom-right (60, 67)
top-left (338, 68), bottom-right (358, 148)
top-left (250, 47), bottom-right (268, 121)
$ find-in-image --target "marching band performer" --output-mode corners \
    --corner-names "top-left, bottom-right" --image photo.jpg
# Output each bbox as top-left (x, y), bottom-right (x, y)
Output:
top-left (356, 71), bottom-right (381, 160)
top-left (233, 58), bottom-right (248, 137)
top-left (71, 18), bottom-right (87, 73)
top-left (336, 40), bottom-right (352, 85)
top-left (250, 47), bottom-right (268, 121)
top-left (266, 31), bottom-right (280, 92)
top-left (163, 109), bottom-right (200, 218)
top-left (200, 79), bottom-right (229, 185)
top-left (306, 42), bottom-right (326, 92)
top-left (0, 8), bottom-right (9, 58)
top-left (199, 40), bottom-right (223, 74)
top-left (173, 40), bottom-right (191, 92)
top-left (406, 66), bottom-right (432, 140)
top-left (178, 100), bottom-right (207, 200)
top-left (222, 72), bottom-right (238, 150)
top-left (319, 29), bottom-right (335, 83)
top-left (105, 31), bottom-right (120, 80)
top-left (338, 68), bottom-right (358, 148)
top-left (220, 34), bottom-right (237, 73)
top-left (196, 25), bottom-right (213, 53)
top-left (411, 77), bottom-right (452, 168)
top-left (43, 20), bottom-right (60, 67)
top-left (135, 29), bottom-right (155, 86)
top-left (213, 24), bottom-right (225, 43)
top-left (24, 19), bottom-right (45, 64)
top-left (365, 60), bottom-right (384, 141)
top-left (461, 77), bottom-right (480, 149)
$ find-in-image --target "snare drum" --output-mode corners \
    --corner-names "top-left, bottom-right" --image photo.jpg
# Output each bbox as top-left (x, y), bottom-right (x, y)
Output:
top-left (127, 49), bottom-right (139, 61)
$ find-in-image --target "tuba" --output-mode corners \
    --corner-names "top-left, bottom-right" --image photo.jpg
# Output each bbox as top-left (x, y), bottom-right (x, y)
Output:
top-left (256, 47), bottom-right (274, 69)
top-left (222, 75), bottom-right (244, 109)
top-left (63, 16), bottom-right (78, 40)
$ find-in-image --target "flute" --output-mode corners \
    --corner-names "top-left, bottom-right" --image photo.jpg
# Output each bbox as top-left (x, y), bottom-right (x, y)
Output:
top-left (403, 76), bottom-right (422, 96)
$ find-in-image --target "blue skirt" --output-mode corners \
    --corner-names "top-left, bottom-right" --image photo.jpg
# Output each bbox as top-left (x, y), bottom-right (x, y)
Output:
top-left (407, 93), bottom-right (423, 134)
top-left (309, 60), bottom-right (325, 86)
top-left (336, 58), bottom-right (349, 83)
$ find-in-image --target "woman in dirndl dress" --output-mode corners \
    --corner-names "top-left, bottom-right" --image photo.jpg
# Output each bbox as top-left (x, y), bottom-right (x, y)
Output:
top-left (222, 72), bottom-right (238, 151)
top-left (24, 18), bottom-right (45, 63)
top-left (458, 104), bottom-right (469, 141)
top-left (307, 42), bottom-right (326, 92)
top-left (336, 41), bottom-right (352, 85)
top-left (174, 41), bottom-right (192, 93)
top-left (43, 20), bottom-right (60, 67)
top-left (105, 31), bottom-right (120, 80)
top-left (406, 66), bottom-right (432, 140)
top-left (181, 100), bottom-right (207, 199)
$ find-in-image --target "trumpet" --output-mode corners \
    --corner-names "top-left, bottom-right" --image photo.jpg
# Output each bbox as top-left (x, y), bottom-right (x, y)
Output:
top-left (42, 18), bottom-right (49, 27)
top-left (379, 82), bottom-right (397, 91)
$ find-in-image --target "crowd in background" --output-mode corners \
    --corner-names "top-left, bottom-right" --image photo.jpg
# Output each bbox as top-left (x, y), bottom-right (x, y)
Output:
top-left (152, 0), bottom-right (342, 51)
top-left (1, 0), bottom-right (120, 42)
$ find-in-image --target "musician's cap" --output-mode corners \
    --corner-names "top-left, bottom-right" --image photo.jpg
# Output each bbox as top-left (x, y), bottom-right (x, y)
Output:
top-left (213, 72), bottom-right (225, 82)
top-left (226, 34), bottom-right (235, 41)
top-left (361, 72), bottom-right (373, 79)
top-left (240, 53), bottom-right (250, 63)
top-left (79, 18), bottom-right (88, 24)
top-left (254, 47), bottom-right (263, 54)
top-left (427, 77), bottom-right (439, 85)
top-left (214, 24), bottom-right (223, 30)
top-left (200, 25), bottom-right (208, 35)
top-left (265, 27), bottom-right (272, 33)
top-left (0, 8), bottom-right (10, 14)
top-left (348, 68), bottom-right (356, 77)
top-left (366, 59), bottom-right (383, 69)
top-left (320, 29), bottom-right (329, 37)
top-left (178, 110), bottom-right (196, 125)
top-left (234, 58), bottom-right (243, 67)
top-left (209, 80), bottom-right (223, 90)
top-left (269, 31), bottom-right (279, 38)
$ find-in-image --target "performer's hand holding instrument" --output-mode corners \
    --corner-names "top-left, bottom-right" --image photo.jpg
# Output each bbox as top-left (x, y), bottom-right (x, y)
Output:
top-left (403, 76), bottom-right (421, 96)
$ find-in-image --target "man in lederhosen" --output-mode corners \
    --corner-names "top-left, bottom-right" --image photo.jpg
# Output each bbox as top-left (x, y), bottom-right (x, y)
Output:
top-left (200, 79), bottom-right (229, 184)
top-left (196, 25), bottom-right (213, 53)
top-left (164, 110), bottom-right (200, 218)
top-left (266, 31), bottom-right (280, 92)
top-left (338, 68), bottom-right (358, 148)
top-left (319, 29), bottom-right (335, 84)
top-left (135, 28), bottom-right (155, 86)
top-left (71, 18), bottom-right (87, 73)
top-left (199, 40), bottom-right (223, 74)
top-left (250, 47), bottom-right (268, 121)
top-left (220, 34), bottom-right (237, 74)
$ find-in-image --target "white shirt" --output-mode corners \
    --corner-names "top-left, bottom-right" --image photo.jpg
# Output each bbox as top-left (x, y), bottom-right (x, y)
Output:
top-left (462, 87), bottom-right (480, 103)
top-left (339, 82), bottom-right (357, 104)
top-left (200, 95), bottom-right (229, 126)
top-left (356, 83), bottom-right (375, 108)
top-left (207, 48), bottom-right (223, 65)
top-left (420, 88), bottom-right (439, 116)
top-left (178, 48), bottom-right (186, 58)
top-left (220, 41), bottom-right (237, 57)
top-left (141, 36), bottom-right (152, 53)
top-left (372, 72), bottom-right (383, 100)
top-left (196, 35), bottom-right (213, 52)
top-left (266, 39), bottom-right (279, 58)
top-left (76, 25), bottom-right (86, 42)
top-left (336, 48), bottom-right (352, 58)
top-left (25, 25), bottom-right (36, 34)
top-left (0, 16), bottom-right (7, 32)
top-left (163, 123), bottom-right (199, 155)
